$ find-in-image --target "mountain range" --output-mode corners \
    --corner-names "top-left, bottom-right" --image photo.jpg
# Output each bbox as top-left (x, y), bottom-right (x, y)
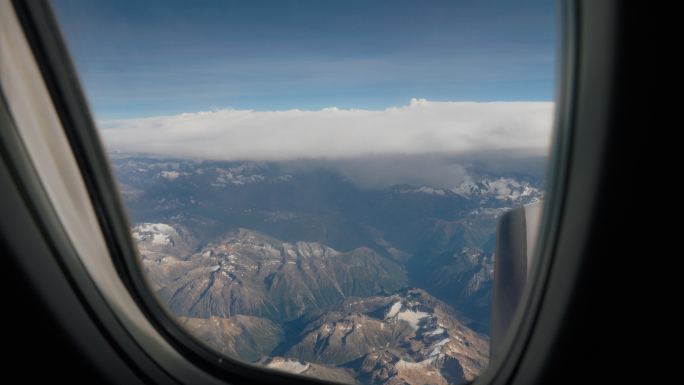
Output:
top-left (111, 153), bottom-right (543, 384)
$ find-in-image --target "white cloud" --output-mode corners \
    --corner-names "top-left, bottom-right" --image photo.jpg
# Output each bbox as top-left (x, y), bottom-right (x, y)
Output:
top-left (99, 99), bottom-right (554, 162)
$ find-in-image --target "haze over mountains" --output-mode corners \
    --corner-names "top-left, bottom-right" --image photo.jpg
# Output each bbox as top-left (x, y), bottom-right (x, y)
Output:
top-left (112, 152), bottom-right (543, 385)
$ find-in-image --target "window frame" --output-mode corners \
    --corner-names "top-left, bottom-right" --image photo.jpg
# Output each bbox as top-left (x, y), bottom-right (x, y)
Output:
top-left (1, 0), bottom-right (656, 384)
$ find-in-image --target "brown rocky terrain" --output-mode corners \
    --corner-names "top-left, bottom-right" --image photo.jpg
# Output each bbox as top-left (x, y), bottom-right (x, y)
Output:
top-left (135, 223), bottom-right (488, 384)
top-left (279, 288), bottom-right (488, 384)
top-left (138, 226), bottom-right (407, 324)
top-left (108, 156), bottom-right (551, 384)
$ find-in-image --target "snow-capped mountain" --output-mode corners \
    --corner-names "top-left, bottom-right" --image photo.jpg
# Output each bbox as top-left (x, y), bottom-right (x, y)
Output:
top-left (397, 177), bottom-right (542, 204)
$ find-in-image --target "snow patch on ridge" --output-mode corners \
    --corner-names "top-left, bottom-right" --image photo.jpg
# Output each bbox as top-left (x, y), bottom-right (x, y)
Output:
top-left (387, 301), bottom-right (403, 318)
top-left (160, 171), bottom-right (180, 180)
top-left (426, 327), bottom-right (445, 336)
top-left (397, 310), bottom-right (431, 330)
top-left (133, 223), bottom-right (177, 246)
top-left (266, 359), bottom-right (310, 374)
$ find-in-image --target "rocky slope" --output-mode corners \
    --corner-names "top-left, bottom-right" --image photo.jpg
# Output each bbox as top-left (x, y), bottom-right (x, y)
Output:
top-left (140, 226), bottom-right (407, 324)
top-left (275, 288), bottom-right (489, 384)
top-left (135, 221), bottom-right (488, 383)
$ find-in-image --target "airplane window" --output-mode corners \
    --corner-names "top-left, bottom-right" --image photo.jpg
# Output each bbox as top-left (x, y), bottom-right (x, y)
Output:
top-left (48, 1), bottom-right (556, 384)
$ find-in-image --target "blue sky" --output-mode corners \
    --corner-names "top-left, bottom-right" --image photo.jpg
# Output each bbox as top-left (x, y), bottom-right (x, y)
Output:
top-left (51, 0), bottom-right (556, 120)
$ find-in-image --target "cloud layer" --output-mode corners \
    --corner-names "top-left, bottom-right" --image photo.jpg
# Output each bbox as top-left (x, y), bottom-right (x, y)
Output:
top-left (99, 99), bottom-right (554, 162)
